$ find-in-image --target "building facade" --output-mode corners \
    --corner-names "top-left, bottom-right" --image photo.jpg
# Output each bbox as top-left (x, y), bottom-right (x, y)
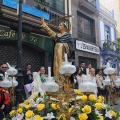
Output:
top-left (0, 0), bottom-right (68, 71)
top-left (98, 3), bottom-right (119, 71)
top-left (100, 0), bottom-right (120, 38)
top-left (72, 0), bottom-right (100, 69)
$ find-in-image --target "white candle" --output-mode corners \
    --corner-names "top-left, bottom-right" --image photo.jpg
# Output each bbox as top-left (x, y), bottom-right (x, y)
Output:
top-left (86, 68), bottom-right (89, 76)
top-left (48, 67), bottom-right (51, 78)
top-left (5, 72), bottom-right (7, 80)
top-left (65, 53), bottom-right (68, 63)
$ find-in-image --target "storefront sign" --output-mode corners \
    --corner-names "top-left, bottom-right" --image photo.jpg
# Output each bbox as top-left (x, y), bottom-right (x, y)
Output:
top-left (2, 0), bottom-right (49, 20)
top-left (0, 25), bottom-right (53, 52)
top-left (76, 40), bottom-right (100, 54)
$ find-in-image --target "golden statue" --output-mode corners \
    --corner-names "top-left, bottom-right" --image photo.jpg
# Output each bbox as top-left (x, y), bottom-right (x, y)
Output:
top-left (41, 18), bottom-right (75, 76)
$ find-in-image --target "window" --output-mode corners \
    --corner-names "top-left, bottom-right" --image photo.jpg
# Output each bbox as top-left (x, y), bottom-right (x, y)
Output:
top-left (78, 14), bottom-right (93, 36)
top-left (45, 0), bottom-right (65, 13)
top-left (105, 25), bottom-right (110, 40)
top-left (77, 11), bottom-right (95, 43)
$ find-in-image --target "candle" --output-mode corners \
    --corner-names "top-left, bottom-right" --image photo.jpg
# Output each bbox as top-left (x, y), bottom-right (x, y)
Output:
top-left (5, 72), bottom-right (7, 80)
top-left (65, 53), bottom-right (68, 63)
top-left (48, 67), bottom-right (51, 78)
top-left (86, 68), bottom-right (89, 77)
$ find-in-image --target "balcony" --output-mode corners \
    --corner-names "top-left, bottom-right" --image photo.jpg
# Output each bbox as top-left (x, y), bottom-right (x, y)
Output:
top-left (85, 0), bottom-right (96, 7)
top-left (79, 0), bottom-right (98, 15)
top-left (100, 4), bottom-right (113, 18)
top-left (78, 31), bottom-right (96, 43)
top-left (101, 40), bottom-right (120, 56)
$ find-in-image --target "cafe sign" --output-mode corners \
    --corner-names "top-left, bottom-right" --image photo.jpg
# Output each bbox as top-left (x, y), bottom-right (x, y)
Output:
top-left (0, 25), bottom-right (53, 52)
top-left (76, 40), bottom-right (100, 54)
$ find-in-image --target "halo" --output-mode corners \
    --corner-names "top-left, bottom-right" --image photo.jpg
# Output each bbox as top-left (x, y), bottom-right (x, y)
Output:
top-left (48, 15), bottom-right (72, 32)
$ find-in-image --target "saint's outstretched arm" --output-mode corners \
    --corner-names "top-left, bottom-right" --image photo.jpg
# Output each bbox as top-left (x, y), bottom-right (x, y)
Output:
top-left (41, 20), bottom-right (56, 40)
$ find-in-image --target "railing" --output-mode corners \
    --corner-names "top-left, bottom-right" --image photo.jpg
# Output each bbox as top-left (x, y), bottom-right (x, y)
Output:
top-left (78, 31), bottom-right (96, 43)
top-left (101, 40), bottom-right (120, 54)
top-left (100, 4), bottom-right (112, 16)
top-left (85, 0), bottom-right (96, 7)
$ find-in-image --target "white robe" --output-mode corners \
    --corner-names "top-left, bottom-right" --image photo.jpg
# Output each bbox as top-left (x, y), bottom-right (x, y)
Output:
top-left (31, 72), bottom-right (44, 96)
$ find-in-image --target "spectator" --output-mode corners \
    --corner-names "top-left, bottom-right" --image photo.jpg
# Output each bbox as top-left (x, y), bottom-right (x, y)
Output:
top-left (80, 61), bottom-right (86, 75)
top-left (112, 70), bottom-right (119, 105)
top-left (88, 63), bottom-right (92, 73)
top-left (39, 66), bottom-right (47, 83)
top-left (0, 63), bottom-right (8, 81)
top-left (23, 64), bottom-right (33, 98)
top-left (74, 66), bottom-right (82, 89)
top-left (89, 68), bottom-right (97, 96)
top-left (0, 87), bottom-right (11, 120)
top-left (96, 68), bottom-right (107, 101)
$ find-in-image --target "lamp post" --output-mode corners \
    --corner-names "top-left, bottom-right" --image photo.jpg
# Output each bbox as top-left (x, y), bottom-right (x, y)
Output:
top-left (17, 0), bottom-right (23, 67)
top-left (16, 0), bottom-right (24, 104)
top-left (103, 62), bottom-right (115, 106)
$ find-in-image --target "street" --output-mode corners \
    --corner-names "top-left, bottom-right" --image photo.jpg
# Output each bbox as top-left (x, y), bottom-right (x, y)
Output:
top-left (114, 98), bottom-right (120, 112)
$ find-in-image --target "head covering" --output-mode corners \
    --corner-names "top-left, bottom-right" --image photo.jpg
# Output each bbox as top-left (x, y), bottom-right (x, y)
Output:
top-left (61, 22), bottom-right (68, 29)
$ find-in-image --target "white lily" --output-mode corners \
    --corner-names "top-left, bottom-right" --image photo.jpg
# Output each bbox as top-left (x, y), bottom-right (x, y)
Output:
top-left (44, 112), bottom-right (55, 120)
top-left (105, 110), bottom-right (112, 119)
top-left (102, 103), bottom-right (107, 109)
top-left (16, 113), bottom-right (24, 120)
top-left (36, 97), bottom-right (44, 104)
top-left (95, 108), bottom-right (103, 116)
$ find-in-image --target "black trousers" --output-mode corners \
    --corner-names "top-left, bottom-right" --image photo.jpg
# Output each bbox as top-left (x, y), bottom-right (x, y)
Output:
top-left (0, 105), bottom-right (11, 120)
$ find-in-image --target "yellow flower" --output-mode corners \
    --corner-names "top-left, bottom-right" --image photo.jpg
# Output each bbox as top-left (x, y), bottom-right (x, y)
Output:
top-left (17, 108), bottom-right (23, 114)
top-left (68, 108), bottom-right (73, 113)
top-left (3, 118), bottom-right (6, 120)
top-left (19, 103), bottom-right (24, 108)
top-left (97, 116), bottom-right (103, 120)
top-left (25, 110), bottom-right (34, 118)
top-left (81, 95), bottom-right (87, 102)
top-left (78, 113), bottom-right (88, 120)
top-left (58, 113), bottom-right (66, 120)
top-left (25, 104), bottom-right (32, 109)
top-left (37, 104), bottom-right (45, 111)
top-left (98, 96), bottom-right (104, 102)
top-left (119, 112), bottom-right (120, 116)
top-left (118, 117), bottom-right (120, 120)
top-left (9, 110), bottom-right (16, 117)
top-left (96, 99), bottom-right (102, 103)
top-left (51, 103), bottom-right (58, 110)
top-left (89, 94), bottom-right (97, 102)
top-left (95, 103), bottom-right (103, 110)
top-left (82, 105), bottom-right (91, 114)
top-left (110, 110), bottom-right (116, 117)
top-left (24, 100), bottom-right (29, 105)
top-left (34, 115), bottom-right (44, 120)
top-left (33, 92), bottom-right (38, 99)
top-left (75, 90), bottom-right (82, 95)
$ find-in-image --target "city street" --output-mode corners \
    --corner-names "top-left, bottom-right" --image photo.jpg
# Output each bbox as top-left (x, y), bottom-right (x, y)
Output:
top-left (114, 98), bottom-right (120, 111)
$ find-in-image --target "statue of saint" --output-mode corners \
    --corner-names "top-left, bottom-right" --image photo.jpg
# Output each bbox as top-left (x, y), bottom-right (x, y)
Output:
top-left (41, 18), bottom-right (75, 76)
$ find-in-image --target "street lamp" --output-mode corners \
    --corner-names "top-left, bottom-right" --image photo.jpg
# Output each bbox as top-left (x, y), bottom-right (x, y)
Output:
top-left (16, 0), bottom-right (24, 104)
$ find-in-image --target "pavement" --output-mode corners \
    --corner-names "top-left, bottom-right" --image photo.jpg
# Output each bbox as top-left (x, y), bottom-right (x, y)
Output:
top-left (114, 98), bottom-right (120, 112)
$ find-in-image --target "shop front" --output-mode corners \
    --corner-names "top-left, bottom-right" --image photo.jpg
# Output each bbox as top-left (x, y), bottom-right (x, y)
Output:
top-left (75, 40), bottom-right (100, 69)
top-left (0, 25), bottom-right (53, 71)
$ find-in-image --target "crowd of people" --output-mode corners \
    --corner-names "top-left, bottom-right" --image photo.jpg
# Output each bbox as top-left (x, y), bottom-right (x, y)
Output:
top-left (0, 63), bottom-right (47, 119)
top-left (0, 61), bottom-right (120, 119)
top-left (74, 61), bottom-right (120, 105)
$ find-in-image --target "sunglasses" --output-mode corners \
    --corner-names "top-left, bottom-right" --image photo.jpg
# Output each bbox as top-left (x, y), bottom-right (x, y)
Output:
top-left (2, 67), bottom-right (8, 68)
